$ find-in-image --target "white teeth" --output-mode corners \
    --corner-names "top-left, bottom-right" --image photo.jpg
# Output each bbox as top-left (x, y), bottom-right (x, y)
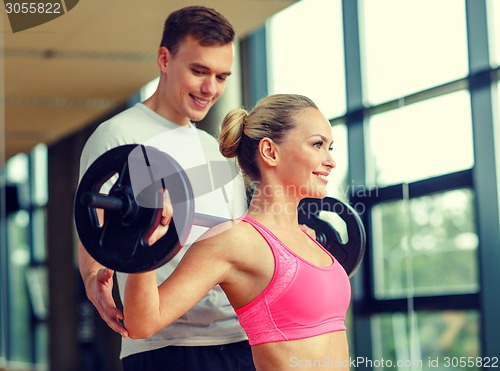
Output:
top-left (192, 96), bottom-right (208, 105)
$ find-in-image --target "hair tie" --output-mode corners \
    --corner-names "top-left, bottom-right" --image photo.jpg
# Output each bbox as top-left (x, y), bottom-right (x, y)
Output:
top-left (241, 112), bottom-right (250, 133)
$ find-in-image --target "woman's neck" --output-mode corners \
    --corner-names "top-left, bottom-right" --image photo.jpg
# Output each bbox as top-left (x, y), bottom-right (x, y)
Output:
top-left (247, 182), bottom-right (300, 228)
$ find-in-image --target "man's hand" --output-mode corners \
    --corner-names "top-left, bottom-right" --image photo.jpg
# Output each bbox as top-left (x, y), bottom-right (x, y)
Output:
top-left (87, 268), bottom-right (129, 338)
top-left (81, 189), bottom-right (172, 338)
top-left (147, 189), bottom-right (173, 246)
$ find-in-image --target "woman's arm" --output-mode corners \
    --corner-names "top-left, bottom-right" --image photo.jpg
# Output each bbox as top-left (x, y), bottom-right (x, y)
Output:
top-left (123, 226), bottom-right (234, 338)
top-left (122, 270), bottom-right (159, 338)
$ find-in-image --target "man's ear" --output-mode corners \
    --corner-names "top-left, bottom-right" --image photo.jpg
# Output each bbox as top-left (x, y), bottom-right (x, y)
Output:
top-left (158, 46), bottom-right (171, 72)
top-left (258, 138), bottom-right (279, 167)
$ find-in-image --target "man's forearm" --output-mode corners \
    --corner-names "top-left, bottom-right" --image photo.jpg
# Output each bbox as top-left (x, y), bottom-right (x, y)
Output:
top-left (78, 240), bottom-right (105, 293)
top-left (77, 208), bottom-right (106, 292)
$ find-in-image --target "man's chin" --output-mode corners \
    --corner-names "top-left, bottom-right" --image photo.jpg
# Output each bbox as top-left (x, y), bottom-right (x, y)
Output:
top-left (188, 111), bottom-right (210, 123)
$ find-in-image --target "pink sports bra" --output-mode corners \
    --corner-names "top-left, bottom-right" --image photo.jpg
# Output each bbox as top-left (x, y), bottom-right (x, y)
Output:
top-left (235, 216), bottom-right (351, 346)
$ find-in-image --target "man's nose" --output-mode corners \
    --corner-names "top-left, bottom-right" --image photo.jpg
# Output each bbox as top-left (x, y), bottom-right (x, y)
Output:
top-left (201, 76), bottom-right (217, 96)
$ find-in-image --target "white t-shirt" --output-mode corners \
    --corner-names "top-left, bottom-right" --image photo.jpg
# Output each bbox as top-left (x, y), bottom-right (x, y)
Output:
top-left (79, 103), bottom-right (248, 359)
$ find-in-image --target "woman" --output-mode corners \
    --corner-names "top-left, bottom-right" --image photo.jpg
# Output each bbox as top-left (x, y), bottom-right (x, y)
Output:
top-left (124, 94), bottom-right (351, 370)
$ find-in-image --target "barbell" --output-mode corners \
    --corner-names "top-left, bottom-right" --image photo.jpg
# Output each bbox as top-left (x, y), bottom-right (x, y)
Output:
top-left (298, 197), bottom-right (366, 277)
top-left (74, 144), bottom-right (366, 276)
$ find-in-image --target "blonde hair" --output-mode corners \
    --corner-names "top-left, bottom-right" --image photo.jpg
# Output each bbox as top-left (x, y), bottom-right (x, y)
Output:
top-left (219, 94), bottom-right (318, 181)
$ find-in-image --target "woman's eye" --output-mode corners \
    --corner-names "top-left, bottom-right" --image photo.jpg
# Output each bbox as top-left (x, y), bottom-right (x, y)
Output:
top-left (314, 141), bottom-right (323, 149)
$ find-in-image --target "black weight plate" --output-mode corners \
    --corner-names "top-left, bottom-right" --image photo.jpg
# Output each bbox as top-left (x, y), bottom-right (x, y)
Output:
top-left (74, 144), bottom-right (194, 273)
top-left (298, 197), bottom-right (366, 277)
top-left (128, 145), bottom-right (194, 246)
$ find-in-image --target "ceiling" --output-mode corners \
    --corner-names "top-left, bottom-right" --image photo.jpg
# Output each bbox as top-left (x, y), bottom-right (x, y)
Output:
top-left (1, 0), bottom-right (296, 163)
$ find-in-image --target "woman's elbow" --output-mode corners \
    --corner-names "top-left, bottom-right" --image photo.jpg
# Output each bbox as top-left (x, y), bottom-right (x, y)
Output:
top-left (125, 320), bottom-right (159, 339)
top-left (127, 329), bottom-right (155, 339)
top-left (123, 310), bottom-right (161, 338)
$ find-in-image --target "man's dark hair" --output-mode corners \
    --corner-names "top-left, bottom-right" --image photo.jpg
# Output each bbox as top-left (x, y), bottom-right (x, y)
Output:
top-left (160, 6), bottom-right (235, 56)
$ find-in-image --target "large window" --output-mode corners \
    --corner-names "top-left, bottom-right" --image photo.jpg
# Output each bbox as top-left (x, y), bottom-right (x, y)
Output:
top-left (361, 0), bottom-right (468, 105)
top-left (372, 188), bottom-right (478, 298)
top-left (267, 0), bottom-right (353, 262)
top-left (488, 0), bottom-right (500, 66)
top-left (357, 0), bottom-right (487, 365)
top-left (372, 311), bottom-right (480, 369)
top-left (5, 154), bottom-right (32, 364)
top-left (260, 0), bottom-right (500, 367)
top-left (367, 91), bottom-right (474, 187)
top-left (267, 0), bottom-right (346, 119)
top-left (267, 0), bottom-right (348, 200)
top-left (0, 145), bottom-right (48, 368)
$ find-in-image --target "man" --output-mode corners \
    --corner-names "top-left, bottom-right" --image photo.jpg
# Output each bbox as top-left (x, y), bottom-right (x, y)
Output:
top-left (78, 6), bottom-right (254, 370)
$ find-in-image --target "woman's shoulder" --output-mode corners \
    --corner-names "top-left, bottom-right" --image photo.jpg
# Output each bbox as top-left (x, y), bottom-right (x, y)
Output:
top-left (198, 219), bottom-right (255, 244)
top-left (190, 219), bottom-right (259, 258)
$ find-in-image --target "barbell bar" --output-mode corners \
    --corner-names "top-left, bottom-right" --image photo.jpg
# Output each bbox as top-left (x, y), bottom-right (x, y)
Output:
top-left (74, 144), bottom-right (366, 275)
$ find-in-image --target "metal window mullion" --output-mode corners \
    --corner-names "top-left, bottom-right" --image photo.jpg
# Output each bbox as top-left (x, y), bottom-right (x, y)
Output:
top-left (0, 174), bottom-right (8, 364)
top-left (466, 0), bottom-right (500, 359)
top-left (352, 170), bottom-right (474, 206)
top-left (342, 0), bottom-right (373, 367)
top-left (0, 10), bottom-right (9, 363)
top-left (241, 26), bottom-right (268, 109)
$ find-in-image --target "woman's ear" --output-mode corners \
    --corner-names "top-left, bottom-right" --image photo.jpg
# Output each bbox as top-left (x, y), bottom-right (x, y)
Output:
top-left (158, 46), bottom-right (171, 72)
top-left (258, 138), bottom-right (279, 167)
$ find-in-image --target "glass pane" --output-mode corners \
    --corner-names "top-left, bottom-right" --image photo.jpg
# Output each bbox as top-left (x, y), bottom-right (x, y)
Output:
top-left (27, 266), bottom-right (48, 366)
top-left (34, 323), bottom-right (48, 366)
top-left (372, 189), bottom-right (478, 298)
top-left (0, 262), bottom-right (4, 361)
top-left (31, 144), bottom-right (48, 206)
top-left (31, 208), bottom-right (47, 262)
top-left (371, 311), bottom-right (480, 371)
top-left (7, 211), bottom-right (32, 362)
top-left (368, 91), bottom-right (474, 187)
top-left (495, 82), bottom-right (500, 174)
top-left (488, 0), bottom-right (500, 67)
top-left (497, 82), bottom-right (500, 129)
top-left (6, 153), bottom-right (28, 183)
top-left (267, 0), bottom-right (346, 119)
top-left (360, 0), bottom-right (468, 104)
